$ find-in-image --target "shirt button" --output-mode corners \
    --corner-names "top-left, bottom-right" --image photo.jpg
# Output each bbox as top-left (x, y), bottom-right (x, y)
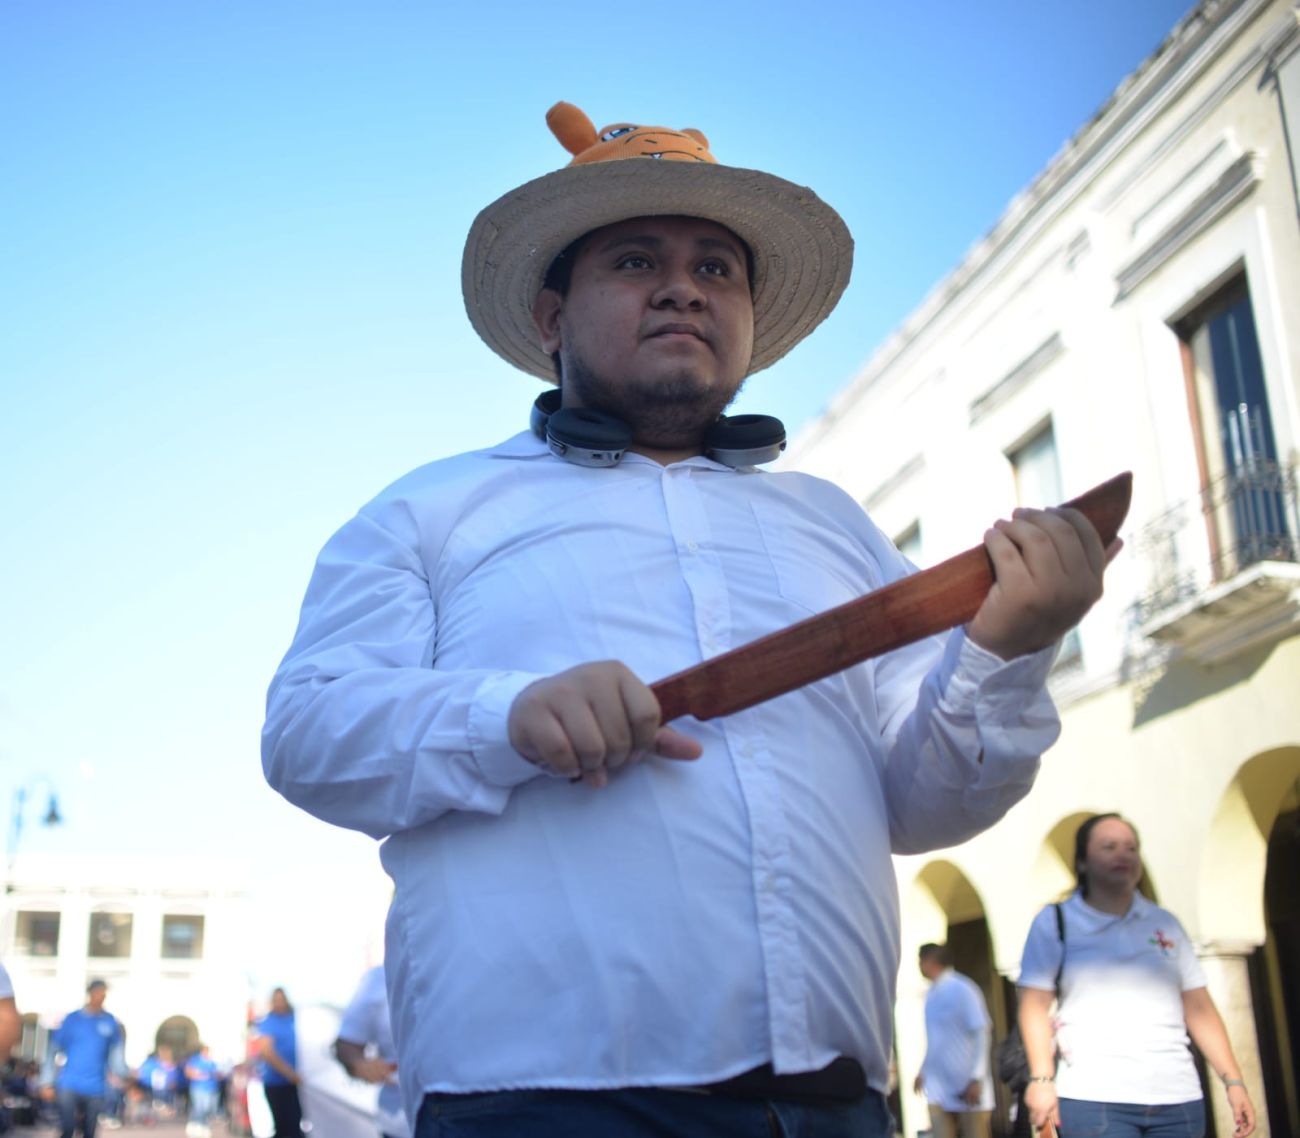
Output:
top-left (686, 540), bottom-right (700, 553)
top-left (762, 874), bottom-right (776, 893)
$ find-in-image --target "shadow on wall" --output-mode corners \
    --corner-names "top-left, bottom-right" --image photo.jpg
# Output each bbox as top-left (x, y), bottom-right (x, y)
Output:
top-left (1129, 637), bottom-right (1279, 728)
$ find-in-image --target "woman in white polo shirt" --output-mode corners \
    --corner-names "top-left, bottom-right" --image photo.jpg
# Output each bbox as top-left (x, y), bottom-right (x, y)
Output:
top-left (1016, 813), bottom-right (1255, 1138)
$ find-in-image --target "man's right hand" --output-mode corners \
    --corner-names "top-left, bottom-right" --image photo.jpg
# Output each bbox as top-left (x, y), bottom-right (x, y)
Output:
top-left (508, 661), bottom-right (702, 788)
top-left (350, 1056), bottom-right (397, 1084)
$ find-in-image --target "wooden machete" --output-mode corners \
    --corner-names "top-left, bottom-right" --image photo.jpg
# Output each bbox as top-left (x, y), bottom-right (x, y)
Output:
top-left (650, 471), bottom-right (1133, 724)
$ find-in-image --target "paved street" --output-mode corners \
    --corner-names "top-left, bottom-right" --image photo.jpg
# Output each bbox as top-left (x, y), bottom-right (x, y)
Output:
top-left (17, 1117), bottom-right (241, 1138)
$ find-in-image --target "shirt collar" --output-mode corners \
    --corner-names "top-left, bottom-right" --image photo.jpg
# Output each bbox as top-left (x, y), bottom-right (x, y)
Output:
top-left (487, 430), bottom-right (550, 460)
top-left (486, 430), bottom-right (752, 474)
top-left (1072, 888), bottom-right (1155, 925)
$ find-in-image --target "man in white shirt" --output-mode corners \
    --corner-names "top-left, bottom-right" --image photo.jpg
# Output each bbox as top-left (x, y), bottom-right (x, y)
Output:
top-left (334, 965), bottom-right (408, 1138)
top-left (915, 944), bottom-right (995, 1138)
top-left (263, 101), bottom-right (1113, 1137)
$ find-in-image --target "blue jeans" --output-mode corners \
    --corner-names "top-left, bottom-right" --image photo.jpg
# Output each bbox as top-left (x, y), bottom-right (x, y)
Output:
top-left (190, 1086), bottom-right (219, 1124)
top-left (415, 1086), bottom-right (893, 1136)
top-left (1058, 1097), bottom-right (1204, 1137)
top-left (57, 1089), bottom-right (105, 1138)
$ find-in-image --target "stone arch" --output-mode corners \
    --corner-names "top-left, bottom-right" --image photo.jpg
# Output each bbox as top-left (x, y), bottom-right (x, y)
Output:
top-left (1198, 746), bottom-right (1300, 944)
top-left (154, 1014), bottom-right (199, 1063)
top-left (1196, 745), bottom-right (1300, 1138)
top-left (901, 860), bottom-right (1009, 1135)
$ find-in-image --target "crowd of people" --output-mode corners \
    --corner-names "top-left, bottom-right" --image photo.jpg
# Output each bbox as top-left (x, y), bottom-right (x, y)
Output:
top-left (0, 974), bottom-right (277, 1138)
top-left (0, 970), bottom-right (400, 1138)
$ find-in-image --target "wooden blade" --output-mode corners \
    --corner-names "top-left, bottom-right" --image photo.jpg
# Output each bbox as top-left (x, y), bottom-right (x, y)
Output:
top-left (650, 471), bottom-right (1132, 724)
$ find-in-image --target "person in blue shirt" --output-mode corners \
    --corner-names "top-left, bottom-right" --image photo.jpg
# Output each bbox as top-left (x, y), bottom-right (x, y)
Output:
top-left (136, 1046), bottom-right (180, 1121)
top-left (184, 1043), bottom-right (222, 1138)
top-left (252, 988), bottom-right (301, 1138)
top-left (40, 979), bottom-right (123, 1138)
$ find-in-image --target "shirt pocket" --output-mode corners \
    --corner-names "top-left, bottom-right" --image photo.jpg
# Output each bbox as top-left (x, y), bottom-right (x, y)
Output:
top-left (748, 498), bottom-right (875, 617)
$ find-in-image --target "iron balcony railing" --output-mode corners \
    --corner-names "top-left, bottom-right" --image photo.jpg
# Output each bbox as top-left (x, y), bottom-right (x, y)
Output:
top-left (1130, 459), bottom-right (1300, 627)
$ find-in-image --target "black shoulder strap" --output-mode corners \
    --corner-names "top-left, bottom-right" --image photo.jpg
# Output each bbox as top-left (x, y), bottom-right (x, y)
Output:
top-left (1052, 902), bottom-right (1066, 991)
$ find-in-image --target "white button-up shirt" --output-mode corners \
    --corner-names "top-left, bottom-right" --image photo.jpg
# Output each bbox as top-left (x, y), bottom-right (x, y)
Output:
top-left (263, 431), bottom-right (1059, 1117)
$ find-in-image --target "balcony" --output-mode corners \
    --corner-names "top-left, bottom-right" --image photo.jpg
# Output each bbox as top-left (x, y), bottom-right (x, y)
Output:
top-left (1132, 461), bottom-right (1300, 664)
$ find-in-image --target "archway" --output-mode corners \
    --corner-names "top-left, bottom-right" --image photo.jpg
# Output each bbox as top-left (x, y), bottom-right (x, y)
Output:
top-left (154, 1015), bottom-right (199, 1063)
top-left (903, 861), bottom-right (1006, 1135)
top-left (1198, 745), bottom-right (1300, 1138)
top-left (1260, 798), bottom-right (1299, 1137)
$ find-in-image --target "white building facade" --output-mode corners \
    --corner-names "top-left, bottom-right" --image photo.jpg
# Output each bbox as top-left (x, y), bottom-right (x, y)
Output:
top-left (788, 1), bottom-right (1300, 1135)
top-left (1, 854), bottom-right (252, 1069)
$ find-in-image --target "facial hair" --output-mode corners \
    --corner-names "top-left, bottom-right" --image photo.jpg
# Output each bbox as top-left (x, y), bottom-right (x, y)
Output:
top-left (561, 351), bottom-right (745, 451)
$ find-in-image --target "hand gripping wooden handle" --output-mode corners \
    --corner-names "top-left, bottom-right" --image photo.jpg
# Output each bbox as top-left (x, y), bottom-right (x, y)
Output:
top-left (650, 471), bottom-right (1132, 724)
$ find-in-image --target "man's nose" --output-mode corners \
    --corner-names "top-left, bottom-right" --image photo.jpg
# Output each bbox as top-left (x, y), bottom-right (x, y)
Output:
top-left (651, 267), bottom-right (706, 309)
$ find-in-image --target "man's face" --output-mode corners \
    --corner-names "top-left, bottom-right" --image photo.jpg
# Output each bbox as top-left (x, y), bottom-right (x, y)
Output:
top-left (87, 986), bottom-right (107, 1010)
top-left (532, 215), bottom-right (755, 450)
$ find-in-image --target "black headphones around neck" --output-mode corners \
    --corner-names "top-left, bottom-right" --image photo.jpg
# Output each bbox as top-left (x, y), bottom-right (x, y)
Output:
top-left (529, 389), bottom-right (786, 469)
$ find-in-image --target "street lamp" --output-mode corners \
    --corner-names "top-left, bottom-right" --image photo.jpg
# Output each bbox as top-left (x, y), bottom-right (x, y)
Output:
top-left (5, 777), bottom-right (63, 893)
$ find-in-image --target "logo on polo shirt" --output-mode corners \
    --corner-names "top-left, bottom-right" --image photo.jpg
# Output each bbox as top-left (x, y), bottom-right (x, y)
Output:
top-left (1149, 929), bottom-right (1176, 956)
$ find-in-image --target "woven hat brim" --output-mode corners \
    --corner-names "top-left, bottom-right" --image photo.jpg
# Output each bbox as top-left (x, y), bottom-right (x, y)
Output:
top-left (462, 161), bottom-right (853, 382)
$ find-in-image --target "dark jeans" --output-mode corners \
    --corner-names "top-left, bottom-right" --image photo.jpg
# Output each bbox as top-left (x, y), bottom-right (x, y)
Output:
top-left (1058, 1097), bottom-right (1205, 1137)
top-left (57, 1089), bottom-right (105, 1138)
top-left (415, 1086), bottom-right (893, 1137)
top-left (264, 1082), bottom-right (303, 1138)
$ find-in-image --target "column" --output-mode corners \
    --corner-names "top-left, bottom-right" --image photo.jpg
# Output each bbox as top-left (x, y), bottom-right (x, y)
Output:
top-left (1197, 941), bottom-right (1270, 1138)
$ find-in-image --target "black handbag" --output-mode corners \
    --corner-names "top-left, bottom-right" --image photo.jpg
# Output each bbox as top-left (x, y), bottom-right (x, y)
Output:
top-left (996, 903), bottom-right (1066, 1093)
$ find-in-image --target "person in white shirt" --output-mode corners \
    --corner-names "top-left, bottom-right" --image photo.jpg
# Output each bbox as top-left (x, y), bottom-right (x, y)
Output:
top-left (1018, 813), bottom-right (1257, 1138)
top-left (262, 100), bottom-right (1114, 1138)
top-left (334, 965), bottom-right (409, 1138)
top-left (914, 944), bottom-right (994, 1138)
top-left (0, 960), bottom-right (19, 1065)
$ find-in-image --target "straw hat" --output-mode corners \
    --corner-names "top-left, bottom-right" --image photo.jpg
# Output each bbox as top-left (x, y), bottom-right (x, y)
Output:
top-left (462, 102), bottom-right (853, 382)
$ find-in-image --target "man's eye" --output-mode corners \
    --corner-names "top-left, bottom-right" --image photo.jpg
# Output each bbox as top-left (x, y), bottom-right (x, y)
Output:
top-left (700, 260), bottom-right (731, 276)
top-left (617, 255), bottom-right (652, 269)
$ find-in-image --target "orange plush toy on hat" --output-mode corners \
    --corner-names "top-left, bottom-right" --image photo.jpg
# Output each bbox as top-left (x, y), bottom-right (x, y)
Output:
top-left (545, 101), bottom-right (716, 165)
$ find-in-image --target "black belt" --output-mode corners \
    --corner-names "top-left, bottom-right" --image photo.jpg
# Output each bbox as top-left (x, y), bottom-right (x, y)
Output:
top-left (679, 1056), bottom-right (867, 1105)
top-left (424, 1057), bottom-right (870, 1109)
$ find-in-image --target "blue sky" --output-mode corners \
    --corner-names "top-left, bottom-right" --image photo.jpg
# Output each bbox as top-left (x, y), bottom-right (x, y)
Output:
top-left (1, 0), bottom-right (1194, 993)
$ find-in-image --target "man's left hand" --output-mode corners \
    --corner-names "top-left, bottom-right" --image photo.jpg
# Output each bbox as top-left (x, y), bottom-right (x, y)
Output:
top-left (966, 506), bottom-right (1118, 660)
top-left (961, 1079), bottom-right (982, 1106)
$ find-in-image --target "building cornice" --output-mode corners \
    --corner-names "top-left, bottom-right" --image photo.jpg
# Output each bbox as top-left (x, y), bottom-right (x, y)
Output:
top-left (806, 0), bottom-right (1287, 444)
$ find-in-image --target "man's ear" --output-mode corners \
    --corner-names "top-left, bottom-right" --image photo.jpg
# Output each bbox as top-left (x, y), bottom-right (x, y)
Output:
top-left (532, 288), bottom-right (563, 354)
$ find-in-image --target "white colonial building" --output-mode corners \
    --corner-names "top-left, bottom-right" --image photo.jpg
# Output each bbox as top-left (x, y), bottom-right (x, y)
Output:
top-left (2, 854), bottom-right (252, 1068)
top-left (788, 1), bottom-right (1300, 1135)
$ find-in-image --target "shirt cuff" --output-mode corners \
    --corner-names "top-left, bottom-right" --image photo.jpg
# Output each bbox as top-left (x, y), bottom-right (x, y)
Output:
top-left (946, 631), bottom-right (1060, 768)
top-left (954, 631), bottom-right (1057, 696)
top-left (467, 671), bottom-right (548, 788)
